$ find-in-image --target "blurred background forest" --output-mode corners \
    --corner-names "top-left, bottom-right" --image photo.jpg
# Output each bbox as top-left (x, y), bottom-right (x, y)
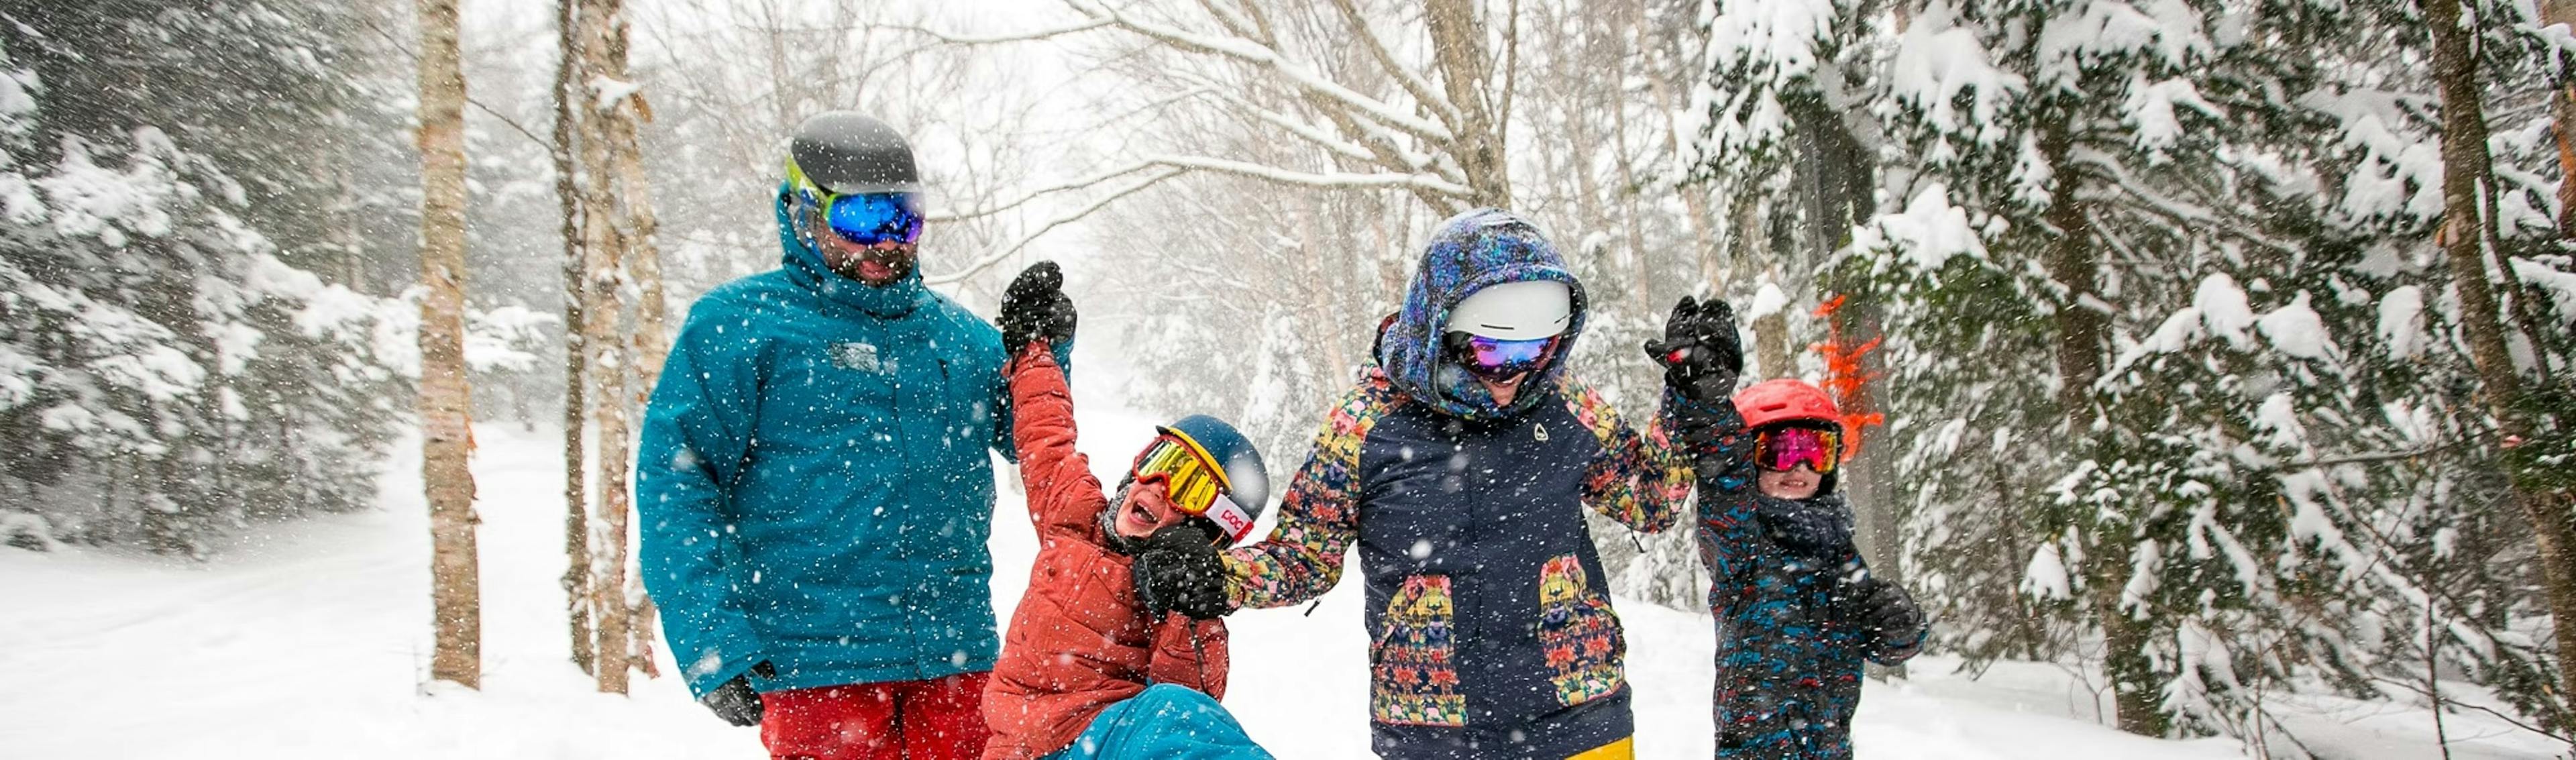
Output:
top-left (1, 0), bottom-right (2572, 751)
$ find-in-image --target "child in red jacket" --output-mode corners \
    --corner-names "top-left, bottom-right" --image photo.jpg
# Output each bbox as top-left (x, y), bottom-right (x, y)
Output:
top-left (981, 263), bottom-right (1275, 760)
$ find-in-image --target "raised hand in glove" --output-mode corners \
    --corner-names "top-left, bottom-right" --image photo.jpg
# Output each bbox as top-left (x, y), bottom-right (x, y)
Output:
top-left (700, 660), bottom-right (777, 727)
top-left (1642, 295), bottom-right (1743, 404)
top-left (1839, 574), bottom-right (1927, 653)
top-left (1132, 523), bottom-right (1232, 620)
top-left (998, 260), bottom-right (1078, 354)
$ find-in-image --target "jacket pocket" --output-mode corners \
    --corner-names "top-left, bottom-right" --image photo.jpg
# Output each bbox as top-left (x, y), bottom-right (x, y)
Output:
top-left (1368, 574), bottom-right (1466, 726)
top-left (1537, 554), bottom-right (1625, 707)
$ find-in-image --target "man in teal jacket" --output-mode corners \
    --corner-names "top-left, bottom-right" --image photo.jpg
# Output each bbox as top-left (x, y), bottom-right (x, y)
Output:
top-left (637, 112), bottom-right (1073, 760)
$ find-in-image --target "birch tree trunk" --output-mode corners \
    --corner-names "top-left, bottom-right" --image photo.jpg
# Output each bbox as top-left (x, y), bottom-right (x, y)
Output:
top-left (2426, 0), bottom-right (2576, 730)
top-left (551, 0), bottom-right (594, 677)
top-left (596, 0), bottom-right (667, 681)
top-left (573, 0), bottom-right (634, 696)
top-left (414, 0), bottom-right (480, 691)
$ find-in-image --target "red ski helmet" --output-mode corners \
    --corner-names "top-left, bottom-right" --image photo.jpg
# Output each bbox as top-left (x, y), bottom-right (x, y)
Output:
top-left (1733, 378), bottom-right (1840, 432)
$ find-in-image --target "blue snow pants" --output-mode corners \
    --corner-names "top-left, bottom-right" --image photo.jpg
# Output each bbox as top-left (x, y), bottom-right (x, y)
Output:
top-left (1042, 684), bottom-right (1273, 759)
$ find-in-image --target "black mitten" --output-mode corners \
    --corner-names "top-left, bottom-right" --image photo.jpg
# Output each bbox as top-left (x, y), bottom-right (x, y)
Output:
top-left (1838, 574), bottom-right (1927, 651)
top-left (998, 261), bottom-right (1077, 354)
top-left (1642, 296), bottom-right (1743, 403)
top-left (1131, 523), bottom-right (1232, 620)
top-left (1644, 296), bottom-right (1744, 451)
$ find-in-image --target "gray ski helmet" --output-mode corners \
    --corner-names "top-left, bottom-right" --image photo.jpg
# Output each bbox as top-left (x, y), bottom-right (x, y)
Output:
top-left (787, 112), bottom-right (920, 195)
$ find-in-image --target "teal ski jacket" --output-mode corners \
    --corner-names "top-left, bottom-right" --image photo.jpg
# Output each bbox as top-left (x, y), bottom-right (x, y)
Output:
top-left (638, 191), bottom-right (1060, 697)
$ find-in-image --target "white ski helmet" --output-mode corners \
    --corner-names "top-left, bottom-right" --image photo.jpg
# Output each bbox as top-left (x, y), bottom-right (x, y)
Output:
top-left (1446, 280), bottom-right (1573, 340)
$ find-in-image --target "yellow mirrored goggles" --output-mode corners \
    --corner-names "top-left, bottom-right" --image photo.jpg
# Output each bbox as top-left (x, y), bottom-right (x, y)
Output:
top-left (1130, 431), bottom-right (1256, 541)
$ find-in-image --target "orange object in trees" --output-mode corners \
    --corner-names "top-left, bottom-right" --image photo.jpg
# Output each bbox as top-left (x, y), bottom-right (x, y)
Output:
top-left (1810, 294), bottom-right (1887, 459)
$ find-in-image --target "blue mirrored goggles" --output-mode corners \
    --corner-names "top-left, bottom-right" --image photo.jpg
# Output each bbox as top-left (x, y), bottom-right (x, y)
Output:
top-left (1444, 331), bottom-right (1559, 379)
top-left (793, 186), bottom-right (924, 246)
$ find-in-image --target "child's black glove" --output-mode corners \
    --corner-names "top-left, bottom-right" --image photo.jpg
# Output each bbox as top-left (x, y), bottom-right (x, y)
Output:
top-left (1132, 523), bottom-right (1232, 620)
top-left (999, 261), bottom-right (1077, 354)
top-left (1644, 296), bottom-right (1743, 403)
top-left (1644, 296), bottom-right (1743, 451)
top-left (699, 660), bottom-right (776, 726)
top-left (1841, 575), bottom-right (1927, 649)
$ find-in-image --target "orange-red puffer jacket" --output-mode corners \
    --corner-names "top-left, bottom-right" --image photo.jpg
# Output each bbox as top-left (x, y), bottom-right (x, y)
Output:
top-left (981, 344), bottom-right (1230, 760)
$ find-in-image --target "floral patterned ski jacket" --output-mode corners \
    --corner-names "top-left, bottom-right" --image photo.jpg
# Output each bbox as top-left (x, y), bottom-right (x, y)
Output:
top-left (1220, 209), bottom-right (1693, 759)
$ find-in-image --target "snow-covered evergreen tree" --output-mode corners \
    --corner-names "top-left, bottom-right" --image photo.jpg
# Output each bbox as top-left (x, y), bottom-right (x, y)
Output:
top-left (0, 1), bottom-right (449, 557)
top-left (1781, 0), bottom-right (2576, 739)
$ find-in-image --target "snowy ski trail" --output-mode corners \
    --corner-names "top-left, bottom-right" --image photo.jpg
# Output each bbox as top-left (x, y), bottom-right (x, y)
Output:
top-left (0, 406), bottom-right (2552, 758)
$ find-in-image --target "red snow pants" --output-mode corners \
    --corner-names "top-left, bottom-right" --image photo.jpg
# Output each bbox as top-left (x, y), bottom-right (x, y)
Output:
top-left (759, 671), bottom-right (994, 760)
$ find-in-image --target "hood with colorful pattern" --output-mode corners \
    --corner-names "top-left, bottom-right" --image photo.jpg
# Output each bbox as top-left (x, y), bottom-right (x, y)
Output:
top-left (1375, 208), bottom-right (1588, 421)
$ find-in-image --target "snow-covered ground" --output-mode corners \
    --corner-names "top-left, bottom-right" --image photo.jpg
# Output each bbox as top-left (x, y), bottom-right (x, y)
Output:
top-left (1, 398), bottom-right (2559, 758)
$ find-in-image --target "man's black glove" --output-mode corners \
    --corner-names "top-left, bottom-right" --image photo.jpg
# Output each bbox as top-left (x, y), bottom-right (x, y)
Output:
top-left (1132, 523), bottom-right (1232, 620)
top-left (1642, 295), bottom-right (1743, 404)
top-left (998, 261), bottom-right (1077, 354)
top-left (699, 660), bottom-right (776, 727)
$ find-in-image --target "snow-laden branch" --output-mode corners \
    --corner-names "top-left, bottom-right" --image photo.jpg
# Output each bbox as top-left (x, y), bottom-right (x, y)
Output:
top-left (1143, 154), bottom-right (1472, 195)
top-left (917, 0), bottom-right (1463, 144)
top-left (1203, 90), bottom-right (1383, 166)
top-left (1324, 0), bottom-right (1464, 129)
top-left (1301, 95), bottom-right (1443, 176)
top-left (1193, 0), bottom-right (1262, 40)
top-left (895, 16), bottom-right (1112, 46)
top-left (923, 168), bottom-right (1187, 286)
top-left (928, 161), bottom-right (1163, 223)
top-left (1246, 91), bottom-right (1462, 211)
top-left (1160, 69), bottom-right (1434, 177)
top-left (2067, 148), bottom-right (2303, 256)
top-left (1058, 0), bottom-right (1458, 144)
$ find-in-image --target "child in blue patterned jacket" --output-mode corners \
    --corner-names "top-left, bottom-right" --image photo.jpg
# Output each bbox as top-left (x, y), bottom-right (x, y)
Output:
top-left (1643, 297), bottom-right (1929, 760)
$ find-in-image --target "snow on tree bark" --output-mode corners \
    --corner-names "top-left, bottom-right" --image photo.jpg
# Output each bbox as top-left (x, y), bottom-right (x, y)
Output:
top-left (551, 0), bottom-right (595, 679)
top-left (571, 0), bottom-right (636, 696)
top-left (596, 0), bottom-right (668, 682)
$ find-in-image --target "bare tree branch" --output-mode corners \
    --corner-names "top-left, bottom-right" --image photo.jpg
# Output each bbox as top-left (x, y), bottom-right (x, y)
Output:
top-left (892, 16), bottom-right (1113, 45)
top-left (1233, 0), bottom-right (1284, 49)
top-left (1208, 91), bottom-right (1386, 165)
top-left (354, 10), bottom-right (551, 150)
top-left (2373, 675), bottom-right (2576, 745)
top-left (1326, 0), bottom-right (1464, 129)
top-left (1144, 154), bottom-right (1472, 194)
top-left (928, 146), bottom-right (1467, 288)
top-left (1057, 0), bottom-right (1460, 144)
top-left (927, 160), bottom-right (1163, 222)
top-left (924, 168), bottom-right (1187, 285)
top-left (1297, 95), bottom-right (1462, 213)
top-left (2066, 148), bottom-right (2304, 258)
top-left (1192, 0), bottom-right (1258, 40)
top-left (2267, 443), bottom-right (2465, 470)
